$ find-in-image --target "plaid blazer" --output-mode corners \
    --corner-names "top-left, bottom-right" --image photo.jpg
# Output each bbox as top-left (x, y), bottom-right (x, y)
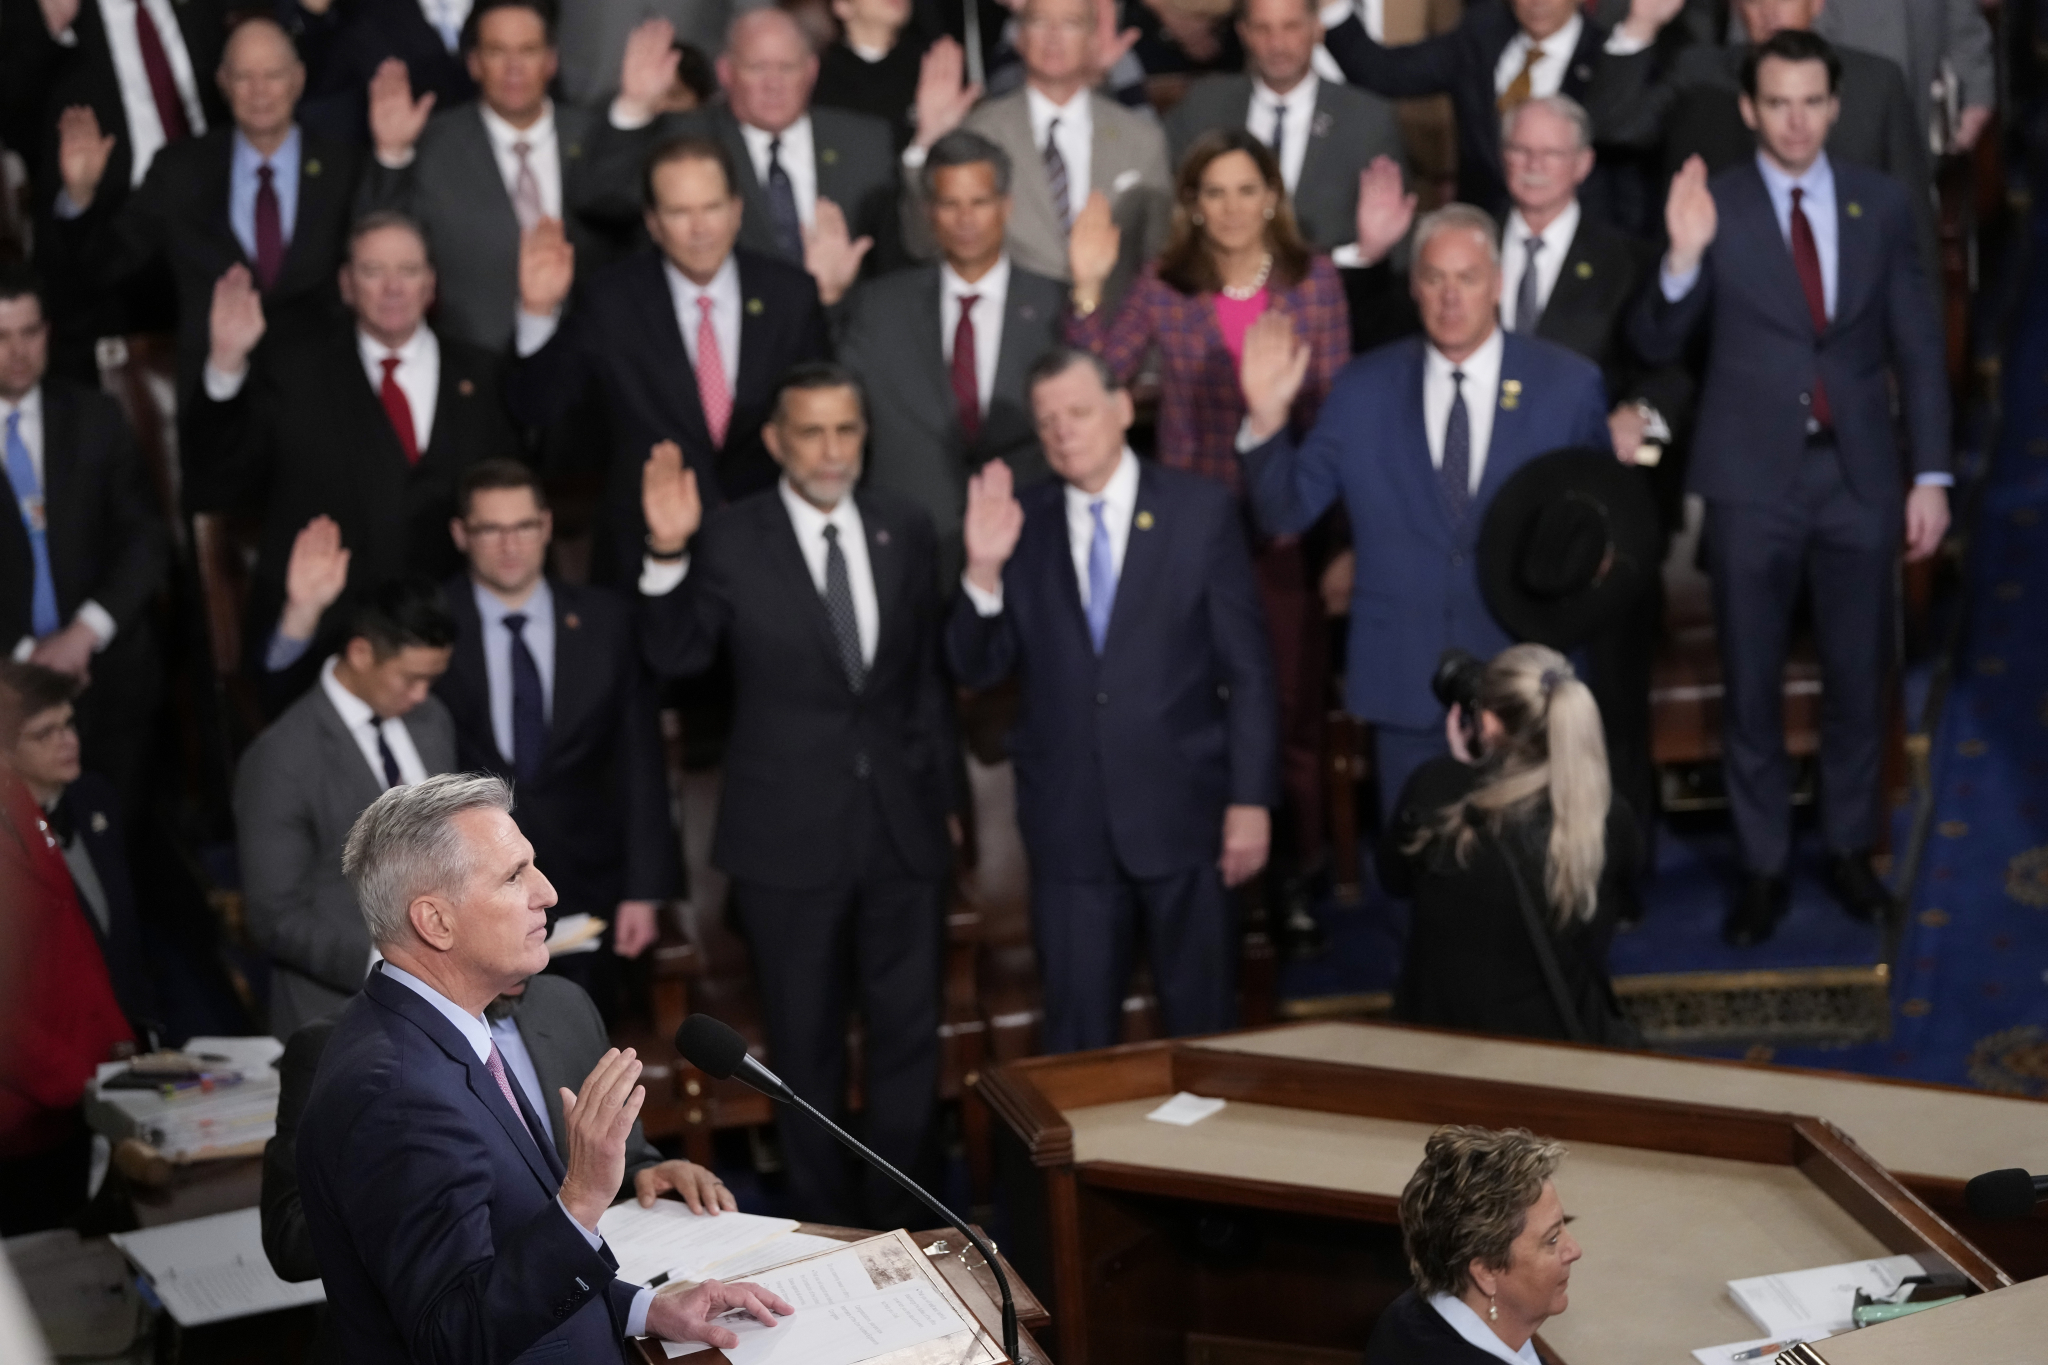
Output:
top-left (1066, 255), bottom-right (1351, 493)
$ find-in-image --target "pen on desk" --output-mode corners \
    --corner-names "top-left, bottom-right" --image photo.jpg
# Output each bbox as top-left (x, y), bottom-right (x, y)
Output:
top-left (1730, 1340), bottom-right (1802, 1361)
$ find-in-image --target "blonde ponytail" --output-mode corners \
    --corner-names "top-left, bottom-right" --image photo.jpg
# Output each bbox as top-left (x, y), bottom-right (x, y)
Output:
top-left (1540, 671), bottom-right (1609, 925)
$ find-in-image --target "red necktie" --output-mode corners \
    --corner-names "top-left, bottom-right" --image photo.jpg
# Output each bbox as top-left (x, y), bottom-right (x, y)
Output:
top-left (1789, 186), bottom-right (1832, 429)
top-left (379, 356), bottom-right (421, 463)
top-left (132, 2), bottom-right (192, 144)
top-left (254, 163), bottom-right (285, 290)
top-left (951, 293), bottom-right (981, 444)
top-left (695, 296), bottom-right (732, 447)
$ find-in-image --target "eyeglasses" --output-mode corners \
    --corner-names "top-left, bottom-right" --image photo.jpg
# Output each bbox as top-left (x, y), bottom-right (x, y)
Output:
top-left (1503, 142), bottom-right (1579, 164)
top-left (465, 518), bottom-right (547, 543)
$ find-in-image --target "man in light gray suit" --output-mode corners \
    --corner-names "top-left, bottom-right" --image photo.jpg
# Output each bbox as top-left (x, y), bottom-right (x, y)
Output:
top-left (235, 577), bottom-right (458, 1039)
top-left (841, 131), bottom-right (1064, 586)
top-left (903, 0), bottom-right (1171, 313)
top-left (1164, 0), bottom-right (1405, 253)
top-left (1814, 0), bottom-right (1994, 152)
top-left (357, 0), bottom-right (619, 350)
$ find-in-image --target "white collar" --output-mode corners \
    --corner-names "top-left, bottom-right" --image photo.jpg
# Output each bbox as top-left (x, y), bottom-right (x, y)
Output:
top-left (1426, 1294), bottom-right (1542, 1365)
top-left (1503, 199), bottom-right (1580, 254)
top-left (357, 323), bottom-right (434, 367)
top-left (1518, 12), bottom-right (1581, 56)
top-left (664, 252), bottom-right (739, 302)
top-left (847, 40), bottom-right (889, 61)
top-left (778, 477), bottom-right (861, 540)
top-left (0, 385), bottom-right (41, 422)
top-left (479, 100), bottom-right (555, 152)
top-left (378, 961), bottom-right (494, 1063)
top-left (1756, 149), bottom-right (1834, 198)
top-left (472, 573), bottom-right (549, 625)
top-left (1425, 324), bottom-right (1505, 385)
top-left (1064, 445), bottom-right (1139, 510)
top-left (941, 254), bottom-right (1012, 302)
top-left (1250, 72), bottom-right (1319, 111)
top-left (739, 113), bottom-right (812, 151)
top-left (1027, 84), bottom-right (1093, 129)
top-left (320, 653), bottom-right (383, 731)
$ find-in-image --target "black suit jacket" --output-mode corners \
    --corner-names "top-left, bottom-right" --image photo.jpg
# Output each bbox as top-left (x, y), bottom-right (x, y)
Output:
top-left (50, 125), bottom-right (364, 405)
top-left (435, 575), bottom-right (680, 917)
top-left (0, 379), bottom-right (167, 649)
top-left (288, 0), bottom-right (479, 147)
top-left (50, 771), bottom-right (155, 1027)
top-left (184, 322), bottom-right (520, 690)
top-left (262, 975), bottom-right (664, 1284)
top-left (946, 461), bottom-right (1279, 881)
top-left (1364, 1288), bottom-right (1520, 1365)
top-left (512, 247), bottom-right (831, 582)
top-left (640, 487), bottom-right (955, 891)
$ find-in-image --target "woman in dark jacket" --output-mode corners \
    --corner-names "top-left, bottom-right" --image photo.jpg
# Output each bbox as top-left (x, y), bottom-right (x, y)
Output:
top-left (1378, 644), bottom-right (1641, 1043)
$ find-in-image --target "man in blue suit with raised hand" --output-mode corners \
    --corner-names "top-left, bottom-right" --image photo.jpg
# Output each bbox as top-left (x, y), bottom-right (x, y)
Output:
top-left (1631, 30), bottom-right (1950, 947)
top-left (950, 348), bottom-right (1278, 1055)
top-left (1237, 202), bottom-right (1612, 813)
top-left (296, 773), bottom-right (793, 1362)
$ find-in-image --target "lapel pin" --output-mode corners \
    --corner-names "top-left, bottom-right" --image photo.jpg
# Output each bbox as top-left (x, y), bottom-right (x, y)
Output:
top-left (1500, 379), bottom-right (1522, 411)
top-left (566, 143), bottom-right (582, 159)
top-left (1311, 111), bottom-right (1333, 138)
top-left (1135, 510), bottom-right (1155, 530)
top-left (746, 297), bottom-right (765, 316)
top-left (821, 147), bottom-right (839, 165)
top-left (564, 612), bottom-right (580, 629)
top-left (91, 812), bottom-right (109, 834)
top-left (1021, 304), bottom-right (1038, 321)
top-left (1846, 202), bottom-right (1863, 218)
top-left (875, 528), bottom-right (891, 546)
top-left (305, 158), bottom-right (322, 177)
top-left (1575, 261), bottom-right (1593, 279)
top-left (458, 378), bottom-right (475, 396)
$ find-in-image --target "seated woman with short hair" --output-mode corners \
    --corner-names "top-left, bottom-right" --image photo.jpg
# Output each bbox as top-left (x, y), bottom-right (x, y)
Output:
top-left (1367, 1125), bottom-right (1581, 1365)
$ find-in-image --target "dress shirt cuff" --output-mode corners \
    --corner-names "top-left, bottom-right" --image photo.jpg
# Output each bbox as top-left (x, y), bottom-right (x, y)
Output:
top-left (1602, 28), bottom-right (1650, 55)
top-left (515, 310), bottom-right (562, 357)
top-left (265, 628), bottom-right (313, 674)
top-left (627, 1285), bottom-right (654, 1338)
top-left (53, 189), bottom-right (86, 221)
top-left (203, 362), bottom-right (250, 401)
top-left (75, 600), bottom-right (116, 649)
top-left (901, 143), bottom-right (929, 170)
top-left (1329, 242), bottom-right (1372, 269)
top-left (1317, 0), bottom-right (1353, 26)
top-left (608, 99), bottom-right (656, 131)
top-left (1659, 261), bottom-right (1701, 301)
top-left (1915, 472), bottom-right (1955, 487)
top-left (375, 147), bottom-right (418, 170)
top-left (54, 25), bottom-right (79, 46)
top-left (559, 1196), bottom-right (604, 1249)
top-left (639, 555), bottom-right (690, 597)
top-left (1234, 416), bottom-right (1272, 454)
top-left (960, 575), bottom-right (1004, 616)
top-left (10, 636), bottom-right (33, 663)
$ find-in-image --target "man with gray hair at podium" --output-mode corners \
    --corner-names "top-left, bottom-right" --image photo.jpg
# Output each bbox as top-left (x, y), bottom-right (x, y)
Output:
top-left (1367, 1125), bottom-right (1582, 1364)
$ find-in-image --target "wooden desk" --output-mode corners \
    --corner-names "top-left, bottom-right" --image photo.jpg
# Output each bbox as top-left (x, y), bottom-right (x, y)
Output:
top-left (629, 1225), bottom-right (1050, 1365)
top-left (980, 1032), bottom-right (2010, 1365)
top-left (1780, 1274), bottom-right (2048, 1364)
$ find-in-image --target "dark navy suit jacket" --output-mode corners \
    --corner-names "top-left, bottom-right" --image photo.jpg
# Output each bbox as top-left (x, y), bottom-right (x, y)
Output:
top-left (947, 459), bottom-right (1278, 881)
top-left (1630, 158), bottom-right (1949, 510)
top-left (1240, 333), bottom-right (1611, 731)
top-left (297, 966), bottom-right (636, 1364)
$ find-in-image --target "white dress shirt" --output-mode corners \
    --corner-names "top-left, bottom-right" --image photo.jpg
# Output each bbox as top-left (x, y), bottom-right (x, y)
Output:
top-left (941, 255), bottom-right (1011, 413)
top-left (779, 480), bottom-right (879, 665)
top-left (738, 114), bottom-right (818, 231)
top-left (378, 962), bottom-right (653, 1338)
top-left (486, 1011), bottom-right (554, 1144)
top-left (1026, 85), bottom-right (1094, 224)
top-left (357, 325), bottom-right (441, 452)
top-left (1500, 200), bottom-right (1580, 331)
top-left (961, 447), bottom-right (1140, 616)
top-left (1318, 0), bottom-right (1383, 40)
top-left (1422, 326), bottom-right (1504, 494)
top-left (320, 654), bottom-right (430, 790)
top-left (417, 0), bottom-right (473, 52)
top-left (479, 101), bottom-right (563, 220)
top-left (1247, 74), bottom-right (1319, 196)
top-left (665, 254), bottom-right (741, 378)
top-left (1493, 14), bottom-right (1582, 99)
top-left (1426, 1294), bottom-right (1541, 1365)
top-left (91, 0), bottom-right (208, 186)
top-left (3, 387), bottom-right (117, 657)
top-left (473, 578), bottom-right (555, 766)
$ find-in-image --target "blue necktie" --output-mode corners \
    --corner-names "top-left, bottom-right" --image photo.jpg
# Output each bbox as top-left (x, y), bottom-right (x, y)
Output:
top-left (503, 612), bottom-right (548, 783)
top-left (765, 136), bottom-right (803, 262)
top-left (1440, 369), bottom-right (1472, 524)
top-left (5, 411), bottom-right (60, 638)
top-left (1085, 499), bottom-right (1116, 655)
top-left (371, 720), bottom-right (402, 789)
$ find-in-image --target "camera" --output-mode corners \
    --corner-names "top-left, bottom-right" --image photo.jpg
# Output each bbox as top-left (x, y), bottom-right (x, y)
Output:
top-left (1431, 648), bottom-right (1485, 753)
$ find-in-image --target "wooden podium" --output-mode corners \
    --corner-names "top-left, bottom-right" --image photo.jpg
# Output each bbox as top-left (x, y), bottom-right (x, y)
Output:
top-left (1779, 1275), bottom-right (2048, 1363)
top-left (979, 1029), bottom-right (2011, 1365)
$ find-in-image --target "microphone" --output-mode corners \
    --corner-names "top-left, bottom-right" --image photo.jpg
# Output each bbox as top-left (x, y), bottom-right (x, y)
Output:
top-left (1962, 1167), bottom-right (2048, 1220)
top-left (675, 1014), bottom-right (1019, 1362)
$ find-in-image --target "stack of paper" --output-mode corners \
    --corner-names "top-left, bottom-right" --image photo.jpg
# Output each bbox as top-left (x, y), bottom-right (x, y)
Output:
top-left (86, 1035), bottom-right (283, 1160)
top-left (597, 1203), bottom-right (802, 1289)
top-left (1727, 1255), bottom-right (1927, 1338)
top-left (109, 1208), bottom-right (326, 1327)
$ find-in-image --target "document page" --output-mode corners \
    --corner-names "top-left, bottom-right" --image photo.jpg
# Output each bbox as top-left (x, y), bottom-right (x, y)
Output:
top-left (1727, 1255), bottom-right (1924, 1338)
top-left (109, 1208), bottom-right (326, 1327)
top-left (596, 1202), bottom-right (797, 1289)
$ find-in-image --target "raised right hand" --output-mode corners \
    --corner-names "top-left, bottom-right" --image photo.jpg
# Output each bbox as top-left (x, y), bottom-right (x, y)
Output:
top-left (57, 105), bottom-right (115, 210)
top-left (617, 18), bottom-right (680, 123)
top-left (962, 459), bottom-right (1024, 593)
top-left (209, 264), bottom-right (267, 375)
top-left (1353, 156), bottom-right (1417, 267)
top-left (557, 1047), bottom-right (645, 1232)
top-left (912, 38), bottom-right (981, 150)
top-left (1067, 191), bottom-right (1120, 304)
top-left (369, 57), bottom-right (436, 161)
top-left (518, 216), bottom-right (576, 317)
top-left (643, 440), bottom-right (702, 557)
top-left (1663, 155), bottom-right (1717, 277)
top-left (278, 515), bottom-right (350, 643)
top-left (1239, 309), bottom-right (1310, 442)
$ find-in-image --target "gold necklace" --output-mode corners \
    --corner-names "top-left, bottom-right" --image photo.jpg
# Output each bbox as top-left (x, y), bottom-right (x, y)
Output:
top-left (1220, 253), bottom-right (1273, 301)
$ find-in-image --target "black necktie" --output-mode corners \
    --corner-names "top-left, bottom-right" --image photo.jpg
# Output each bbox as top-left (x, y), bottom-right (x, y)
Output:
top-left (372, 720), bottom-right (402, 789)
top-left (503, 612), bottom-right (548, 783)
top-left (1441, 368), bottom-right (1472, 523)
top-left (1268, 102), bottom-right (1286, 164)
top-left (821, 524), bottom-right (865, 693)
top-left (765, 135), bottom-right (803, 262)
top-left (1515, 235), bottom-right (1543, 334)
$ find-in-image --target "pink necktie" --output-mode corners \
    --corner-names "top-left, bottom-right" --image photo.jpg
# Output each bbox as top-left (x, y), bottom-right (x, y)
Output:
top-left (511, 139), bottom-right (543, 232)
top-left (484, 1041), bottom-right (539, 1148)
top-left (695, 295), bottom-right (732, 447)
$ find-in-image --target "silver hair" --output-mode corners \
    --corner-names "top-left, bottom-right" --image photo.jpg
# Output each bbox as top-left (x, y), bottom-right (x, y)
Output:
top-left (342, 772), bottom-right (515, 947)
top-left (726, 5), bottom-right (813, 54)
top-left (1413, 202), bottom-right (1501, 267)
top-left (1500, 93), bottom-right (1593, 154)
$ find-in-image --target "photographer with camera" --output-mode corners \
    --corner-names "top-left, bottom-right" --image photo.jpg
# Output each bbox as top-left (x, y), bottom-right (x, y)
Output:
top-left (1377, 644), bottom-right (1642, 1046)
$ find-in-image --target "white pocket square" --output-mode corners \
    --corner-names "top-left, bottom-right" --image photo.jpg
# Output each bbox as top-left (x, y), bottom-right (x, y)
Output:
top-left (1112, 169), bottom-right (1143, 196)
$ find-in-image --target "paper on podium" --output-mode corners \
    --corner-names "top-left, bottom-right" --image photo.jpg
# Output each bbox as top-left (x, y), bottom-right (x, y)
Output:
top-left (1727, 1255), bottom-right (1924, 1338)
top-left (108, 1208), bottom-right (326, 1327)
top-left (655, 1229), bottom-right (1003, 1364)
top-left (597, 1202), bottom-right (798, 1289)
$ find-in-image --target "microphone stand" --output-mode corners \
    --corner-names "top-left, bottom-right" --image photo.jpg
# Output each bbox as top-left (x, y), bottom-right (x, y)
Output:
top-left (783, 1090), bottom-right (1018, 1362)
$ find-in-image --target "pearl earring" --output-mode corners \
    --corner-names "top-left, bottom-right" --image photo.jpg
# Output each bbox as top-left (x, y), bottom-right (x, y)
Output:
top-left (1488, 1297), bottom-right (1498, 1323)
top-left (1191, 211), bottom-right (1204, 225)
top-left (1264, 206), bottom-right (1275, 220)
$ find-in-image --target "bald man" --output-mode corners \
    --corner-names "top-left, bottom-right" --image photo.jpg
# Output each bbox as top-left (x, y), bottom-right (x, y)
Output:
top-left (46, 17), bottom-right (366, 409)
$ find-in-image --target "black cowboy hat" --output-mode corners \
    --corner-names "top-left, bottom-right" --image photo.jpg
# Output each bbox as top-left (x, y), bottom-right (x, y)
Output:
top-left (1478, 446), bottom-right (1661, 650)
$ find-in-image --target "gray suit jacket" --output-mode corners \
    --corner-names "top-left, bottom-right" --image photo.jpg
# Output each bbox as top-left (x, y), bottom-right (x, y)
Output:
top-left (1815, 0), bottom-right (1993, 140)
top-left (695, 103), bottom-right (904, 273)
top-left (908, 90), bottom-right (1172, 311)
top-left (1163, 75), bottom-right (1405, 253)
top-left (839, 262), bottom-right (1064, 585)
top-left (235, 682), bottom-right (457, 1039)
top-left (358, 102), bottom-right (608, 351)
